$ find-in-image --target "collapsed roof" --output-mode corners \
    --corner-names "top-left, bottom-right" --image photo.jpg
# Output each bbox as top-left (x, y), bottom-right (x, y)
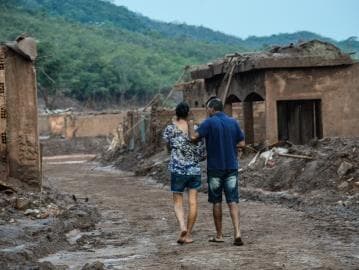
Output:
top-left (191, 40), bottom-right (354, 80)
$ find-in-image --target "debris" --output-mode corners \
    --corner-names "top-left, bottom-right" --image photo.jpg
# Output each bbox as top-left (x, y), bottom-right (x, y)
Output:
top-left (0, 183), bottom-right (15, 192)
top-left (353, 182), bottom-right (359, 193)
top-left (278, 153), bottom-right (314, 160)
top-left (3, 189), bottom-right (16, 196)
top-left (337, 161), bottom-right (354, 178)
top-left (244, 145), bottom-right (259, 153)
top-left (248, 152), bottom-right (260, 168)
top-left (46, 203), bottom-right (62, 216)
top-left (15, 197), bottom-right (31, 210)
top-left (274, 147), bottom-right (289, 155)
top-left (81, 261), bottom-right (106, 270)
top-left (336, 200), bottom-right (344, 207)
top-left (72, 194), bottom-right (89, 202)
top-left (260, 149), bottom-right (275, 166)
top-left (337, 181), bottom-right (349, 190)
top-left (24, 208), bottom-right (40, 216)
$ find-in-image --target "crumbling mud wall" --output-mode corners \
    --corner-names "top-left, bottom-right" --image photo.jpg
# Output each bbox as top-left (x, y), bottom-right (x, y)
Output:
top-left (105, 104), bottom-right (261, 155)
top-left (3, 46), bottom-right (41, 189)
top-left (265, 63), bottom-right (359, 144)
top-left (0, 48), bottom-right (7, 180)
top-left (39, 112), bottom-right (125, 139)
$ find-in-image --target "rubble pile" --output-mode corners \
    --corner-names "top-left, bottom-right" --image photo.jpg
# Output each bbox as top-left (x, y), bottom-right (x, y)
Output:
top-left (241, 138), bottom-right (358, 202)
top-left (0, 185), bottom-right (100, 269)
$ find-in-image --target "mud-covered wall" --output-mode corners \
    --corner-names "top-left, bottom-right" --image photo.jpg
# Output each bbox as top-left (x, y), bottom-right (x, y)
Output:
top-left (5, 48), bottom-right (40, 188)
top-left (265, 63), bottom-right (359, 144)
top-left (0, 48), bottom-right (7, 180)
top-left (39, 112), bottom-right (125, 139)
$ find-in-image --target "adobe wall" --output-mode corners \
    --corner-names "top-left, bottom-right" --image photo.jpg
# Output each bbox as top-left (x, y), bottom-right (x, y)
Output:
top-left (5, 48), bottom-right (41, 189)
top-left (0, 47), bottom-right (7, 180)
top-left (265, 63), bottom-right (359, 144)
top-left (39, 112), bottom-right (125, 139)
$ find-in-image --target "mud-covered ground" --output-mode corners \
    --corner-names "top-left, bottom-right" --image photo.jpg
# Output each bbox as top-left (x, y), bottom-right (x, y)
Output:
top-left (41, 136), bottom-right (109, 156)
top-left (0, 157), bottom-right (100, 269)
top-left (38, 154), bottom-right (358, 269)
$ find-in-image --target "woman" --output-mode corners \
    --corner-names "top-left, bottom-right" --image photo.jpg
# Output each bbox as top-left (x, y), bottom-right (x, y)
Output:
top-left (163, 102), bottom-right (205, 244)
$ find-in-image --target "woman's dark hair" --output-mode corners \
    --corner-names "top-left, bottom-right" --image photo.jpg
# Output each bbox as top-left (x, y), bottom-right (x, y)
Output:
top-left (175, 102), bottom-right (190, 119)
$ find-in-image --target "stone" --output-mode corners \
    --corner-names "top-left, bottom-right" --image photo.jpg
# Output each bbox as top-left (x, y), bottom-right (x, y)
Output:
top-left (24, 208), bottom-right (40, 216)
top-left (336, 200), bottom-right (344, 207)
top-left (15, 197), bottom-right (31, 210)
top-left (81, 261), bottom-right (106, 270)
top-left (353, 181), bottom-right (359, 193)
top-left (337, 161), bottom-right (354, 178)
top-left (337, 181), bottom-right (349, 190)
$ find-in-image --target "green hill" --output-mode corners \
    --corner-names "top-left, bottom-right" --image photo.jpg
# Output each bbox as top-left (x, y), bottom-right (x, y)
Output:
top-left (0, 0), bottom-right (358, 105)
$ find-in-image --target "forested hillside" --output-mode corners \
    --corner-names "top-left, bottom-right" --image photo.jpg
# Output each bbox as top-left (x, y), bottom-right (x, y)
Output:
top-left (0, 0), bottom-right (357, 105)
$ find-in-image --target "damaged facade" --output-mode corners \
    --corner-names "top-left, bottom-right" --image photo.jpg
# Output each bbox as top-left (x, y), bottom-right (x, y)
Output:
top-left (0, 36), bottom-right (41, 190)
top-left (182, 40), bottom-right (359, 145)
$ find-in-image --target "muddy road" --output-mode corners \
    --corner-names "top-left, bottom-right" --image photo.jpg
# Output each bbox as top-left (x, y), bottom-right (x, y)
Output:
top-left (41, 155), bottom-right (359, 269)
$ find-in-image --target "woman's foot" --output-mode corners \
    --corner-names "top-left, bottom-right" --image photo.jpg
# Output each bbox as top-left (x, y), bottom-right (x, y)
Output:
top-left (184, 233), bottom-right (194, 244)
top-left (177, 230), bottom-right (187, 244)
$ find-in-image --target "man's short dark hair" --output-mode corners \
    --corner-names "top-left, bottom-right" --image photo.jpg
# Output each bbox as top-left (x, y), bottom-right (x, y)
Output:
top-left (175, 102), bottom-right (190, 119)
top-left (207, 97), bottom-right (223, 112)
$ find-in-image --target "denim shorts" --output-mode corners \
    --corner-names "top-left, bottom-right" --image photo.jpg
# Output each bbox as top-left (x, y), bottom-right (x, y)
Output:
top-left (207, 169), bottom-right (239, 203)
top-left (171, 173), bottom-right (201, 193)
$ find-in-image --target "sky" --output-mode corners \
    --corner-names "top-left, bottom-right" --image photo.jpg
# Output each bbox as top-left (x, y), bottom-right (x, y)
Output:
top-left (113, 0), bottom-right (359, 41)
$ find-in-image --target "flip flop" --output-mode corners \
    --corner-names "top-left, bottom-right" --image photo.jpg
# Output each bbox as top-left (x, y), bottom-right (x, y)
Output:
top-left (208, 237), bottom-right (225, 243)
top-left (233, 237), bottom-right (244, 246)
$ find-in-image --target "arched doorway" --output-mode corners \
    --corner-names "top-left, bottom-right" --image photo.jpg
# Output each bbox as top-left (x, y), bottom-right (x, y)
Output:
top-left (243, 92), bottom-right (265, 144)
top-left (224, 94), bottom-right (241, 116)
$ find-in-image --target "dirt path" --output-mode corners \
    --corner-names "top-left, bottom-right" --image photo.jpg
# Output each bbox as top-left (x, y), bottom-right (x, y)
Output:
top-left (40, 155), bottom-right (359, 269)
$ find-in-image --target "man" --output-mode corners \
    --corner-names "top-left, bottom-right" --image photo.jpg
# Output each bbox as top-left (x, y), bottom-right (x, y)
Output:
top-left (189, 97), bottom-right (245, 246)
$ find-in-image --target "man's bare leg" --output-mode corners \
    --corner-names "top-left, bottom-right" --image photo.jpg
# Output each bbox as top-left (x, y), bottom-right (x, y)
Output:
top-left (173, 193), bottom-right (186, 243)
top-left (228, 202), bottom-right (243, 245)
top-left (185, 189), bottom-right (198, 243)
top-left (213, 202), bottom-right (224, 240)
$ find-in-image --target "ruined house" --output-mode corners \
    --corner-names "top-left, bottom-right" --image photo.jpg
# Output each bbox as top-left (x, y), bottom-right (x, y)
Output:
top-left (0, 36), bottom-right (41, 190)
top-left (182, 40), bottom-right (359, 145)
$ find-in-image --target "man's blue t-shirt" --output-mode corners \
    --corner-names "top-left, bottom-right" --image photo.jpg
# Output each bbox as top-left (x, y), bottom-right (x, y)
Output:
top-left (197, 112), bottom-right (244, 170)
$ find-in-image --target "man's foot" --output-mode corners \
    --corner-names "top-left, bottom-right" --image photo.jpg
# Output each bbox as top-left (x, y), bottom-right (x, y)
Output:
top-left (233, 237), bottom-right (244, 246)
top-left (177, 230), bottom-right (187, 244)
top-left (208, 236), bottom-right (224, 243)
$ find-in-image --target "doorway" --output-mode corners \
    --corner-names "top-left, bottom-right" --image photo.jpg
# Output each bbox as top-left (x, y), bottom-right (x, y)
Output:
top-left (277, 99), bottom-right (322, 144)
